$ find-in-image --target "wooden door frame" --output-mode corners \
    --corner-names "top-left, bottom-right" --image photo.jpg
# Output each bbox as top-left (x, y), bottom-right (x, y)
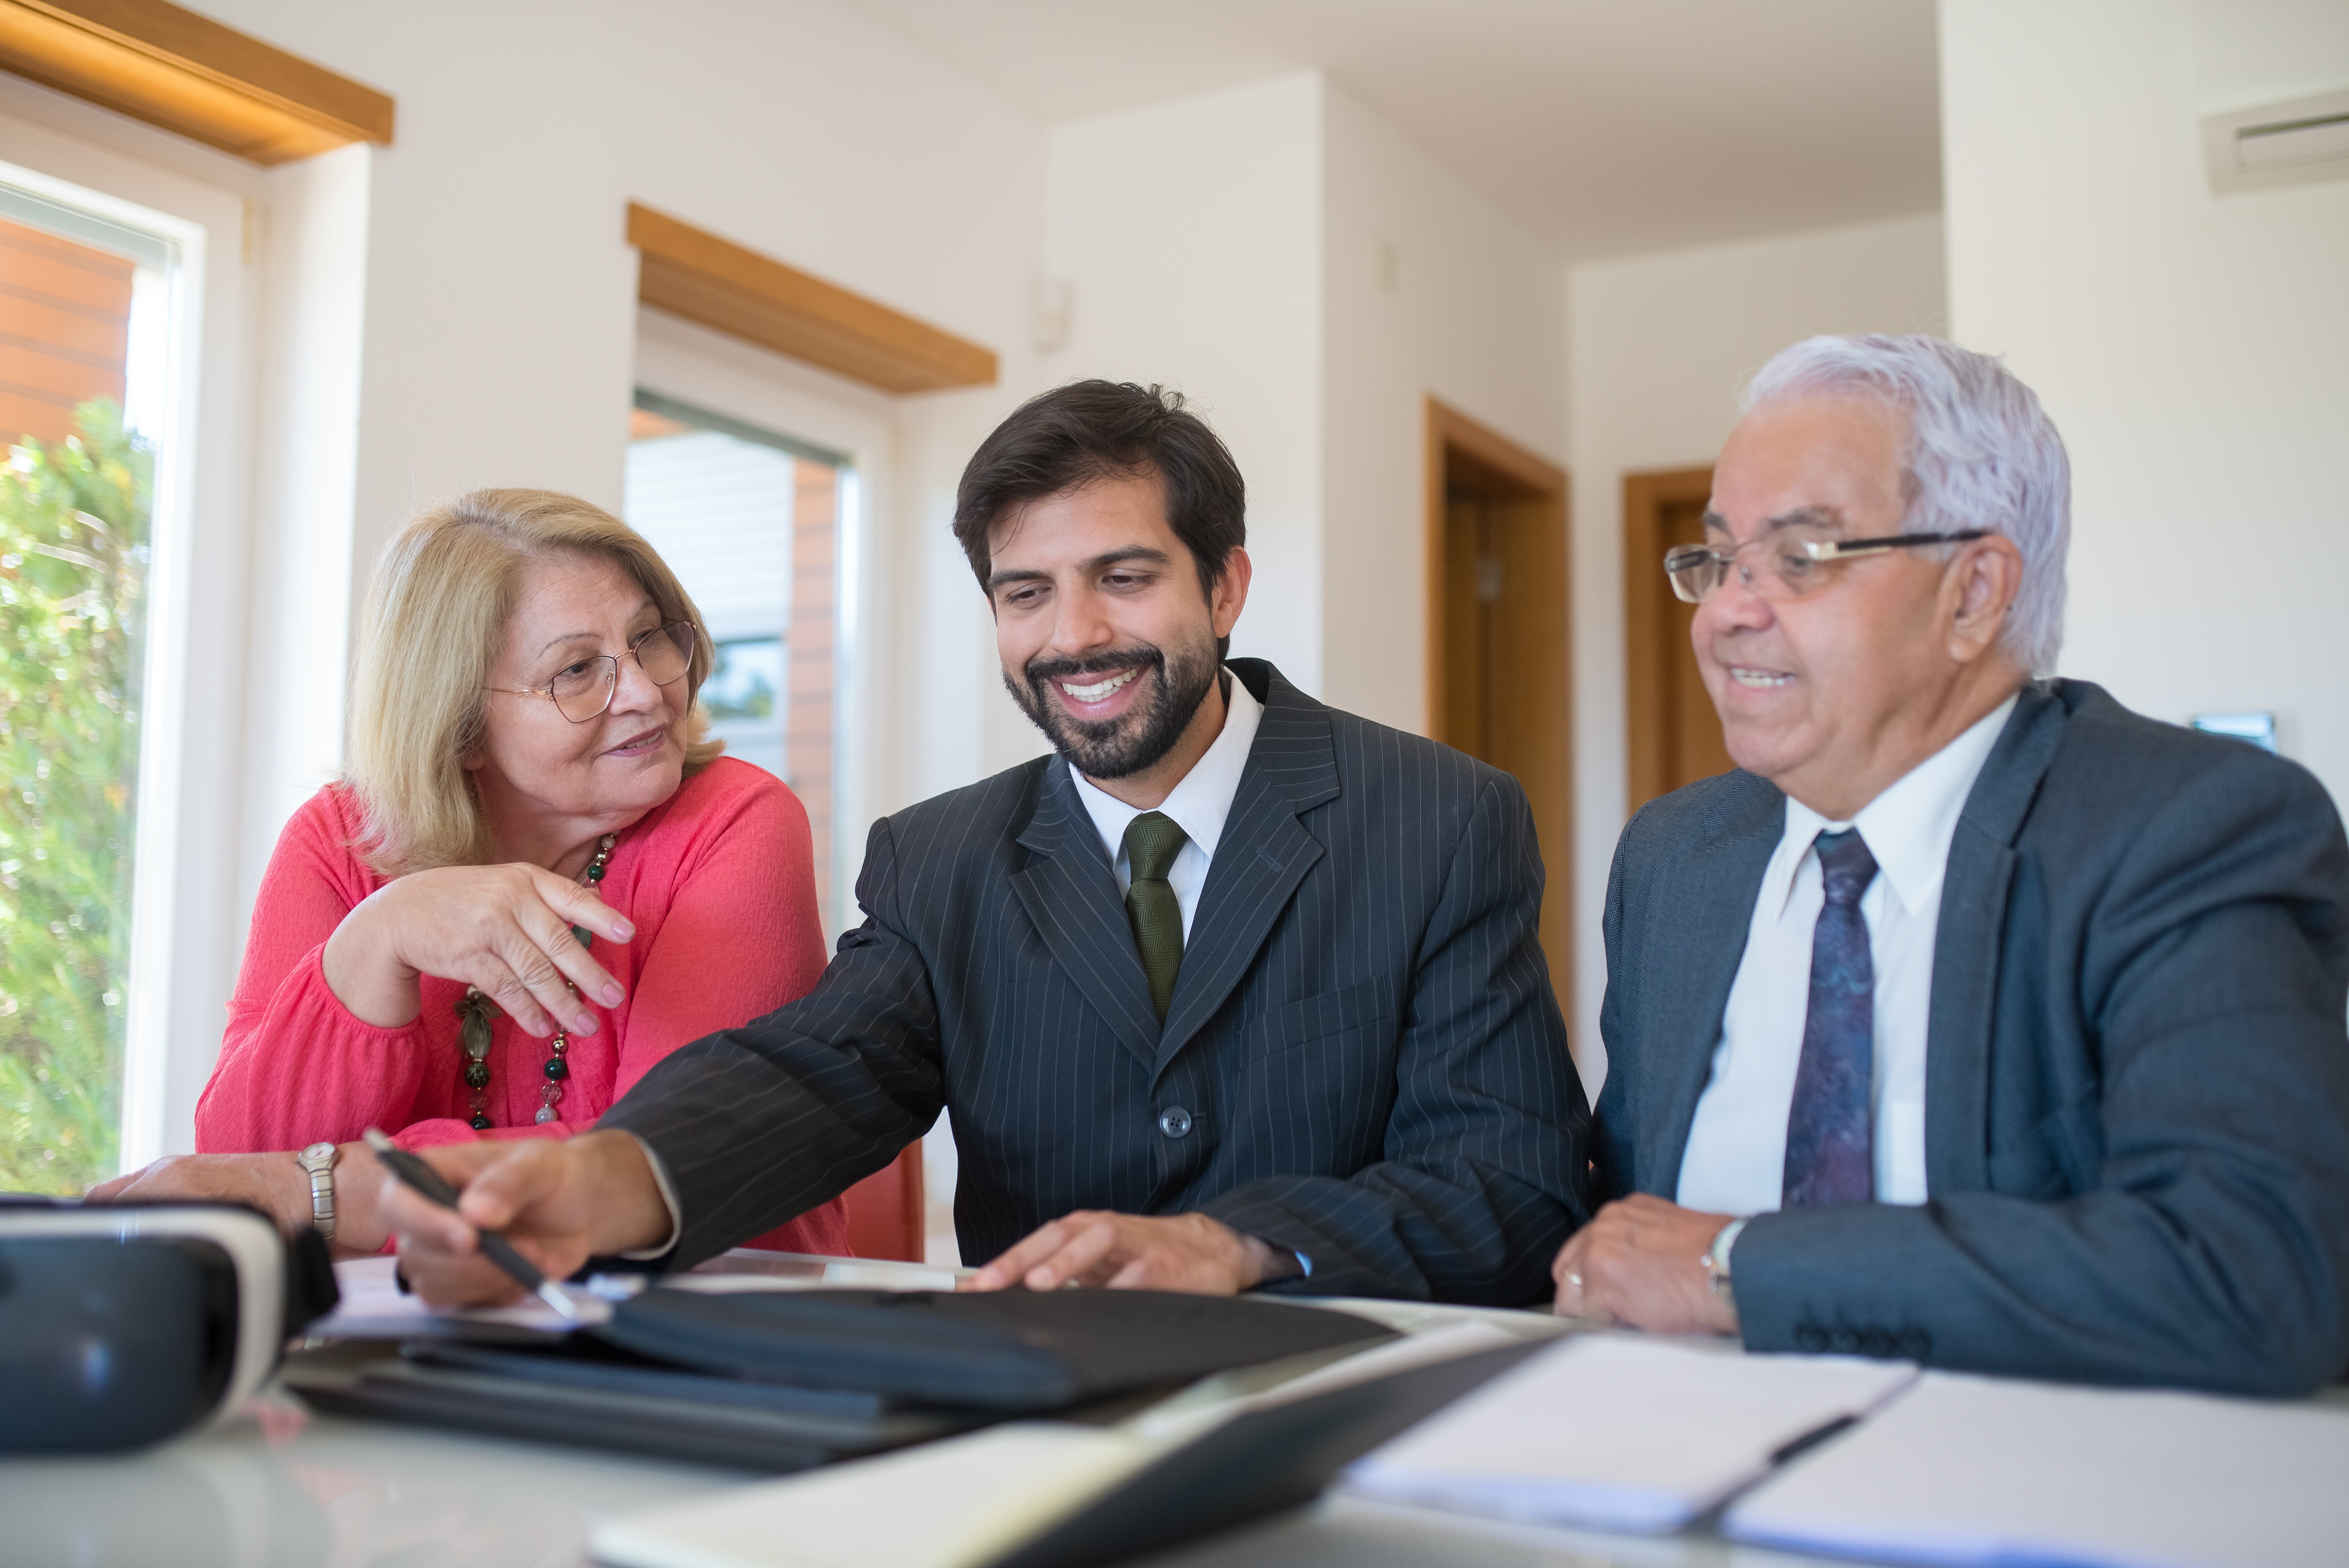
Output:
top-left (1423, 397), bottom-right (1574, 1023)
top-left (1622, 465), bottom-right (1716, 813)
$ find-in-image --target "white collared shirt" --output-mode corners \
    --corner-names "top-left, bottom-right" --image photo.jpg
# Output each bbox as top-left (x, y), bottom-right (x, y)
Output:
top-left (1674, 695), bottom-right (2018, 1217)
top-left (1067, 672), bottom-right (1263, 940)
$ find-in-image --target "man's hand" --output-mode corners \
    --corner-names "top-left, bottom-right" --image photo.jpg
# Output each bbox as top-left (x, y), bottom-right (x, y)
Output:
top-left (1552, 1194), bottom-right (1739, 1336)
top-left (383, 1130), bottom-right (670, 1307)
top-left (965, 1211), bottom-right (1299, 1295)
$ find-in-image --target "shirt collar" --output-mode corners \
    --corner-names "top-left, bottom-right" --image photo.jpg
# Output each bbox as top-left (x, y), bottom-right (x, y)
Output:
top-left (1761, 693), bottom-right (2019, 922)
top-left (1069, 671), bottom-right (1264, 864)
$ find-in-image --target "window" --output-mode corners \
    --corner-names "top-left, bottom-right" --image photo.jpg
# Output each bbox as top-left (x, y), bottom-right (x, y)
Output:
top-left (624, 390), bottom-right (851, 933)
top-left (0, 84), bottom-right (281, 1182)
top-left (0, 171), bottom-right (183, 1193)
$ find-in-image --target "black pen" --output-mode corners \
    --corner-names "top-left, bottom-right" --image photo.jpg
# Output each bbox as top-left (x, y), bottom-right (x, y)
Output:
top-left (362, 1127), bottom-right (582, 1322)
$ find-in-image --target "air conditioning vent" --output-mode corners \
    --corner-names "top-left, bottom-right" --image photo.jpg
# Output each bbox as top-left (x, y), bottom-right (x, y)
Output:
top-left (2204, 87), bottom-right (2349, 194)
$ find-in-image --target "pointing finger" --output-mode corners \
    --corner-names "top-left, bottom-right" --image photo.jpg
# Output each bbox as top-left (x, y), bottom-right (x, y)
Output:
top-left (1025, 1217), bottom-right (1119, 1291)
top-left (969, 1219), bottom-right (1070, 1291)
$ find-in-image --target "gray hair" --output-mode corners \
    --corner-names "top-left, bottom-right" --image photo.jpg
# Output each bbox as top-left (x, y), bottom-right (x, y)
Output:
top-left (1743, 334), bottom-right (2070, 677)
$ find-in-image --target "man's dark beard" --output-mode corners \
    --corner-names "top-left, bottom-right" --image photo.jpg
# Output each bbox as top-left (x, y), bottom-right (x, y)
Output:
top-left (1006, 636), bottom-right (1220, 780)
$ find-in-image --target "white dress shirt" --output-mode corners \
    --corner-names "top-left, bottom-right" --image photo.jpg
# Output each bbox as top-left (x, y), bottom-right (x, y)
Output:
top-left (1067, 673), bottom-right (1263, 940)
top-left (1674, 695), bottom-right (2018, 1217)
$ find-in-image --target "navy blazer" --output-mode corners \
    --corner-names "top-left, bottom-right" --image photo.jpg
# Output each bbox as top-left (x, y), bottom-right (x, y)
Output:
top-left (1595, 679), bottom-right (2349, 1393)
top-left (604, 660), bottom-right (1591, 1303)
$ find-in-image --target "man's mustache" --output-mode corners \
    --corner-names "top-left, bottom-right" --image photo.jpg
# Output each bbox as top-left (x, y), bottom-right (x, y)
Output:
top-left (1026, 647), bottom-right (1164, 685)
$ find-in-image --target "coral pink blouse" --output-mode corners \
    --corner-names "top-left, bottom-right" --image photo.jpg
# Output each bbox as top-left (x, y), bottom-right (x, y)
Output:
top-left (196, 756), bottom-right (847, 1257)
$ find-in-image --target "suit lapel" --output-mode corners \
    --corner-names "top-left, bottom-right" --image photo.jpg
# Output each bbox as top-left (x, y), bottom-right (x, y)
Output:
top-left (1011, 755), bottom-right (1163, 1070)
top-left (1644, 776), bottom-right (1784, 1192)
top-left (1154, 665), bottom-right (1339, 1077)
top-left (1926, 682), bottom-right (2066, 1195)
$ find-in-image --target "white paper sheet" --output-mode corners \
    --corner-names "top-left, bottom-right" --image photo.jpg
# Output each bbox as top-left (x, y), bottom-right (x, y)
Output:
top-left (1342, 1333), bottom-right (1919, 1534)
top-left (310, 1255), bottom-right (605, 1336)
top-left (1725, 1370), bottom-right (2349, 1568)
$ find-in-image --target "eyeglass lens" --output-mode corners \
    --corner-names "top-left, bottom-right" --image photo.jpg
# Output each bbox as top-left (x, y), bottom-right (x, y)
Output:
top-left (1664, 530), bottom-right (1841, 606)
top-left (547, 622), bottom-right (697, 722)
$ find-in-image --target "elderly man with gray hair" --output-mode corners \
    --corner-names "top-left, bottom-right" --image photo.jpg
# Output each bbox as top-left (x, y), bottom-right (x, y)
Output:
top-left (1556, 334), bottom-right (2349, 1393)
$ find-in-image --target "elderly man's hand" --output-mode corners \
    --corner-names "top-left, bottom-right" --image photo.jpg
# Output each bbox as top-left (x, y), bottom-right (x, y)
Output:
top-left (1552, 1194), bottom-right (1740, 1336)
top-left (964, 1211), bottom-right (1300, 1295)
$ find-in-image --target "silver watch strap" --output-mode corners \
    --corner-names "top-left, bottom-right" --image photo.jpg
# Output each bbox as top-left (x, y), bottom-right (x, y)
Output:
top-left (300, 1145), bottom-right (338, 1242)
top-left (1703, 1216), bottom-right (1749, 1301)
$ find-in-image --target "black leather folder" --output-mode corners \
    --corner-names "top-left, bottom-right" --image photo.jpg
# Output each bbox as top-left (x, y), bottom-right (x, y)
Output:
top-left (591, 1286), bottom-right (1396, 1410)
top-left (285, 1287), bottom-right (1397, 1471)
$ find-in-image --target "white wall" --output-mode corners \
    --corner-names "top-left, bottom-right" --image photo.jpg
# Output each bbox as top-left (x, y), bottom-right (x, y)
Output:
top-left (179, 0), bottom-right (1054, 865)
top-left (1038, 71), bottom-right (1326, 759)
top-left (1564, 213), bottom-right (1948, 1070)
top-left (1320, 80), bottom-right (1569, 735)
top-left (1041, 71), bottom-right (1573, 731)
top-left (1941, 0), bottom-right (2349, 800)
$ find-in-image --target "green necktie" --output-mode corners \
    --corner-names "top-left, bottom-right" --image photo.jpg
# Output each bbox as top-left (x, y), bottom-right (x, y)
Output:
top-left (1123, 811), bottom-right (1189, 1022)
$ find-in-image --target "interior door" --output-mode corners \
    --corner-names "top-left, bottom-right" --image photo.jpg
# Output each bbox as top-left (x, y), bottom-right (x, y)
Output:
top-left (1623, 467), bottom-right (1735, 816)
top-left (1425, 401), bottom-right (1573, 1022)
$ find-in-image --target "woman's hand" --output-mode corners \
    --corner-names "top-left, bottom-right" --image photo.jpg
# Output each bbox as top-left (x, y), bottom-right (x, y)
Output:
top-left (86, 1140), bottom-right (394, 1255)
top-left (323, 863), bottom-right (634, 1038)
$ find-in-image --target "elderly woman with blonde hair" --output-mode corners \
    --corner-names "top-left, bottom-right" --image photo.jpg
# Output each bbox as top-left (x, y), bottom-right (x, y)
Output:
top-left (95, 489), bottom-right (848, 1256)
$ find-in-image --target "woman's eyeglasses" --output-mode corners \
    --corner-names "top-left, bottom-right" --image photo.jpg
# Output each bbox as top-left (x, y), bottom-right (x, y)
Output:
top-left (485, 621), bottom-right (697, 723)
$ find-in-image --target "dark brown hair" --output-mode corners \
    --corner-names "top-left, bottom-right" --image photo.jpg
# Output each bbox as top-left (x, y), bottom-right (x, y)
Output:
top-left (952, 381), bottom-right (1246, 651)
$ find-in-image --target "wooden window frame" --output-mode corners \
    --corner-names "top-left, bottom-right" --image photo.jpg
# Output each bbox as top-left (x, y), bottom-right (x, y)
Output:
top-left (628, 203), bottom-right (997, 396)
top-left (0, 0), bottom-right (392, 164)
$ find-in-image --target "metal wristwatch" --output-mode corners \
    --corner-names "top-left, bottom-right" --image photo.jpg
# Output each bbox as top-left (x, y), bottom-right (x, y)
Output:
top-left (1702, 1217), bottom-right (1749, 1306)
top-left (296, 1141), bottom-right (338, 1242)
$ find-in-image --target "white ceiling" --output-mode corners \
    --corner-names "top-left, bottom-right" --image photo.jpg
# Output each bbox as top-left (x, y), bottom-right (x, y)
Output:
top-left (842, 0), bottom-right (1943, 263)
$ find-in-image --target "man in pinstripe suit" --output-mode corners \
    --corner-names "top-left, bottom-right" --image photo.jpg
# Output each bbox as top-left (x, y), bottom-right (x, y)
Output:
top-left (389, 381), bottom-right (1590, 1306)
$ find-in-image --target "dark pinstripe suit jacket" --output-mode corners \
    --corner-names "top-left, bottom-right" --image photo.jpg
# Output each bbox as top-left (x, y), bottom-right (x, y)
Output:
top-left (601, 659), bottom-right (1590, 1303)
top-left (1596, 680), bottom-right (2349, 1393)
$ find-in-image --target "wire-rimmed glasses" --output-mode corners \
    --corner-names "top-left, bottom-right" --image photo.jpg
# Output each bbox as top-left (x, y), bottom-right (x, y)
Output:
top-left (1664, 529), bottom-right (1988, 605)
top-left (485, 620), bottom-right (698, 722)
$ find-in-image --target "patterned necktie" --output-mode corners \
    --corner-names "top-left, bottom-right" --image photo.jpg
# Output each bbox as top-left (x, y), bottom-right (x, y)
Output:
top-left (1782, 828), bottom-right (1879, 1207)
top-left (1123, 811), bottom-right (1189, 1022)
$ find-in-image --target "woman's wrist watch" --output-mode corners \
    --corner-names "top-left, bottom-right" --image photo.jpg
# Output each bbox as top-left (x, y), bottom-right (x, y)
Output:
top-left (296, 1142), bottom-right (338, 1242)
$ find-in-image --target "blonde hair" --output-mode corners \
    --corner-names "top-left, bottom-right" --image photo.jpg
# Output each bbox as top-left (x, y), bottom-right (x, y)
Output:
top-left (344, 488), bottom-right (721, 874)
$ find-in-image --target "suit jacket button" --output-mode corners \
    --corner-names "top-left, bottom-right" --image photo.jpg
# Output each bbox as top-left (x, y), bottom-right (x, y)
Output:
top-left (1829, 1327), bottom-right (1860, 1354)
top-left (1157, 1106), bottom-right (1193, 1139)
top-left (1795, 1325), bottom-right (1828, 1352)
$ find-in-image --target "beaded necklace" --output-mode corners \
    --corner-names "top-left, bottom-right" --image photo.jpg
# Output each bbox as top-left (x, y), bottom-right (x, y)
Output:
top-left (453, 832), bottom-right (618, 1129)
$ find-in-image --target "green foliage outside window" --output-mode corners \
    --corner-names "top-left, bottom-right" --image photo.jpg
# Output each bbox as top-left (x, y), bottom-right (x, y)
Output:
top-left (0, 400), bottom-right (149, 1195)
